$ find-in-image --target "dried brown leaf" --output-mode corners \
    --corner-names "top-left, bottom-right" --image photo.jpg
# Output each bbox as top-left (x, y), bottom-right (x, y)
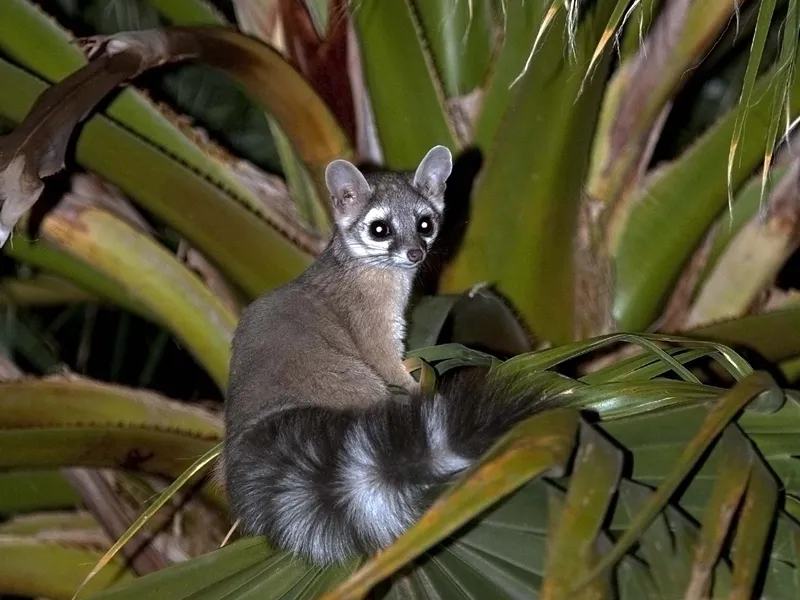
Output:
top-left (62, 466), bottom-right (230, 572)
top-left (62, 468), bottom-right (169, 575)
top-left (575, 193), bottom-right (616, 338)
top-left (0, 30), bottom-right (201, 247)
top-left (278, 0), bottom-right (356, 140)
top-left (234, 0), bottom-right (356, 144)
top-left (2, 23), bottom-right (346, 250)
top-left (447, 88), bottom-right (484, 146)
top-left (346, 18), bottom-right (382, 162)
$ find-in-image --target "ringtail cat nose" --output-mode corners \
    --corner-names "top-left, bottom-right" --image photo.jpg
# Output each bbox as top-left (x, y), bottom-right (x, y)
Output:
top-left (406, 249), bottom-right (424, 263)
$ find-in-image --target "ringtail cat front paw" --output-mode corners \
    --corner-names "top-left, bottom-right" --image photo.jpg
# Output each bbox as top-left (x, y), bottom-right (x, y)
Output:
top-left (387, 370), bottom-right (420, 401)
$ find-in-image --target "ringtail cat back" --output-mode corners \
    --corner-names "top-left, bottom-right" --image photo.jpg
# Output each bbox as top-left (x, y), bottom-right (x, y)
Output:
top-left (224, 146), bottom-right (542, 565)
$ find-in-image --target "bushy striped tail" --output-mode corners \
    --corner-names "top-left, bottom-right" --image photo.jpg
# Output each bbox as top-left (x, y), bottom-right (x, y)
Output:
top-left (223, 368), bottom-right (544, 565)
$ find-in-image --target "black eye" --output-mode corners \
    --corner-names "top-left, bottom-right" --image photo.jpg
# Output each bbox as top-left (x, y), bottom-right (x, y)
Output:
top-left (369, 220), bottom-right (392, 239)
top-left (417, 216), bottom-right (434, 236)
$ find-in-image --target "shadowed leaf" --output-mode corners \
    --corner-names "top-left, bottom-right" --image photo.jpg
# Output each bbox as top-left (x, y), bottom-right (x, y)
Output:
top-left (689, 306), bottom-right (800, 363)
top-left (613, 55), bottom-right (800, 330)
top-left (230, 0), bottom-right (333, 233)
top-left (125, 23), bottom-right (353, 187)
top-left (0, 1), bottom-right (347, 224)
top-left (89, 538), bottom-right (352, 600)
top-left (0, 0), bottom-right (262, 211)
top-left (0, 510), bottom-right (101, 539)
top-left (614, 481), bottom-right (718, 597)
top-left (407, 288), bottom-right (532, 355)
top-left (4, 234), bottom-right (153, 321)
top-left (0, 376), bottom-right (222, 505)
top-left (406, 295), bottom-right (460, 350)
top-left (0, 274), bottom-right (95, 307)
top-left (147, 0), bottom-right (228, 25)
top-left (0, 428), bottom-right (220, 502)
top-left (0, 56), bottom-right (315, 297)
top-left (729, 446), bottom-right (781, 599)
top-left (684, 426), bottom-right (752, 599)
top-left (541, 424), bottom-right (622, 599)
top-left (406, 342), bottom-right (498, 370)
top-left (574, 371), bottom-right (777, 592)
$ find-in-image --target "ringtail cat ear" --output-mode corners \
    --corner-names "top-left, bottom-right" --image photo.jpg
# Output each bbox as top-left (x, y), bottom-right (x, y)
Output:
top-left (325, 159), bottom-right (372, 224)
top-left (413, 145), bottom-right (452, 205)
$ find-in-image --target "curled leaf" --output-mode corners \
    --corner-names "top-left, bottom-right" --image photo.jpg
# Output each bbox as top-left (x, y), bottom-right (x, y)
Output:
top-left (0, 30), bottom-right (199, 246)
top-left (1, 24), bottom-right (351, 249)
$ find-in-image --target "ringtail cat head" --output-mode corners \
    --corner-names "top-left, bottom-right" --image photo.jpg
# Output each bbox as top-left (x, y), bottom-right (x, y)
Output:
top-left (324, 145), bottom-right (452, 269)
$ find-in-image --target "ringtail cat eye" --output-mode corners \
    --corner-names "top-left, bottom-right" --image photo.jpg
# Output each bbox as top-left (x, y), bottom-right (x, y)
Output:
top-left (417, 216), bottom-right (434, 236)
top-left (369, 219), bottom-right (391, 239)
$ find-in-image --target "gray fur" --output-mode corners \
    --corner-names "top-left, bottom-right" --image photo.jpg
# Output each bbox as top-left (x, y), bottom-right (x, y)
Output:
top-left (223, 146), bottom-right (545, 565)
top-left (226, 147), bottom-right (452, 429)
top-left (413, 145), bottom-right (452, 208)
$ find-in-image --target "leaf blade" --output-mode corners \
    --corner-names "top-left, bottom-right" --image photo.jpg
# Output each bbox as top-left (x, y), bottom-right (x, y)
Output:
top-left (441, 0), bottom-right (617, 343)
top-left (321, 409), bottom-right (581, 600)
top-left (39, 201), bottom-right (237, 389)
top-left (352, 0), bottom-right (458, 168)
top-left (0, 57), bottom-right (313, 298)
top-left (0, 536), bottom-right (133, 599)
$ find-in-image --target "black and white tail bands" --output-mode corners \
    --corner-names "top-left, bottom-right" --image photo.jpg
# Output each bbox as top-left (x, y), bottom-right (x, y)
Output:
top-left (223, 370), bottom-right (543, 564)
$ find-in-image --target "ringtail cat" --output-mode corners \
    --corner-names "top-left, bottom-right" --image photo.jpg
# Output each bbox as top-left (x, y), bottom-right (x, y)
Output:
top-left (223, 145), bottom-right (542, 565)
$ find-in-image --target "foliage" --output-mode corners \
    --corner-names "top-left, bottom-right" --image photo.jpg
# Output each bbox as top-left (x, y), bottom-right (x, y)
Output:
top-left (1, 0), bottom-right (800, 599)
